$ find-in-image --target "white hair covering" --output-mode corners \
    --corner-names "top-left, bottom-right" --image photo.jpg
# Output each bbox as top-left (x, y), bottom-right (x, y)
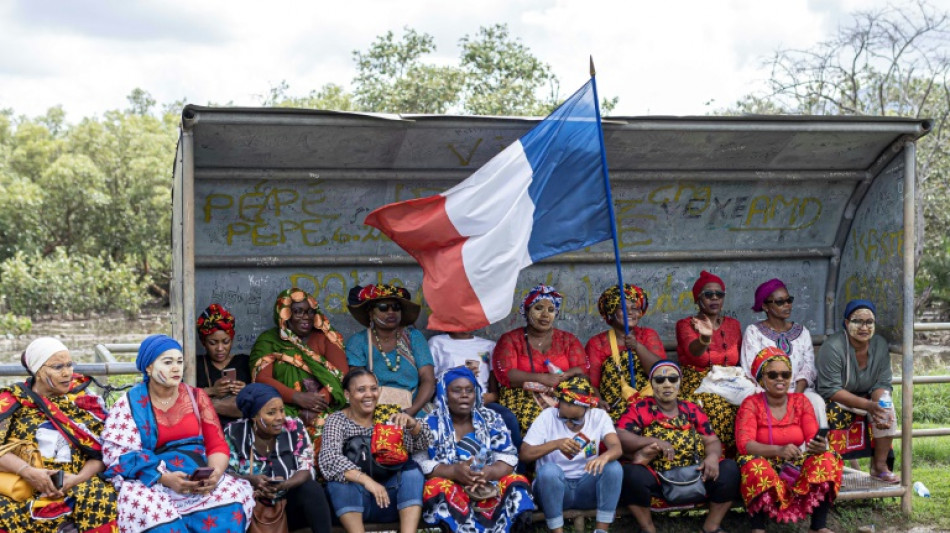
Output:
top-left (23, 337), bottom-right (69, 375)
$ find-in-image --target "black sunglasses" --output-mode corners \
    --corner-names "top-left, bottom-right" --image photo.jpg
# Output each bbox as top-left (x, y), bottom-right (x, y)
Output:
top-left (765, 297), bottom-right (795, 306)
top-left (765, 371), bottom-right (792, 380)
top-left (557, 414), bottom-right (585, 425)
top-left (374, 302), bottom-right (402, 312)
top-left (701, 291), bottom-right (726, 300)
top-left (652, 375), bottom-right (680, 384)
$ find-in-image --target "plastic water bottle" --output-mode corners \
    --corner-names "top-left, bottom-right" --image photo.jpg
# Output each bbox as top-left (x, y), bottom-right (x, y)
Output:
top-left (470, 445), bottom-right (488, 472)
top-left (545, 359), bottom-right (564, 375)
top-left (878, 390), bottom-right (894, 426)
top-left (913, 481), bottom-right (931, 497)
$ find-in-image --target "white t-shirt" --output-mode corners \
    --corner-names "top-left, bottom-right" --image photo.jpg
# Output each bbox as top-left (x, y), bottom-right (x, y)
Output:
top-left (428, 335), bottom-right (495, 392)
top-left (522, 407), bottom-right (616, 479)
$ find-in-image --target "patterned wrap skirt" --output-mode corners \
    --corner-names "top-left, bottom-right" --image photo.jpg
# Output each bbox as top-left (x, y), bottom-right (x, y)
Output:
top-left (737, 451), bottom-right (843, 523)
top-left (680, 366), bottom-right (738, 452)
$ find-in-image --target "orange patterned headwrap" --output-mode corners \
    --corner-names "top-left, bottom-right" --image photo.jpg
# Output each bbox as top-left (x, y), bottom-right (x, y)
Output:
top-left (597, 284), bottom-right (648, 323)
top-left (750, 346), bottom-right (791, 382)
top-left (197, 304), bottom-right (235, 339)
top-left (557, 376), bottom-right (597, 407)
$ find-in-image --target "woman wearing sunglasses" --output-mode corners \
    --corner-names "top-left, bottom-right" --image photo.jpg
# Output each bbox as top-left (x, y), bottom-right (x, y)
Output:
top-left (736, 347), bottom-right (842, 533)
top-left (521, 376), bottom-right (622, 533)
top-left (675, 270), bottom-right (742, 452)
top-left (250, 288), bottom-right (349, 452)
top-left (741, 279), bottom-right (825, 426)
top-left (345, 284), bottom-right (435, 417)
top-left (816, 300), bottom-right (898, 484)
top-left (617, 361), bottom-right (739, 533)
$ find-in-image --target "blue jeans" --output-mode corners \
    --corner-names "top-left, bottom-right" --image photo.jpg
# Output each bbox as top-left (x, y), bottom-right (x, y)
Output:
top-left (326, 463), bottom-right (424, 522)
top-left (533, 460), bottom-right (623, 529)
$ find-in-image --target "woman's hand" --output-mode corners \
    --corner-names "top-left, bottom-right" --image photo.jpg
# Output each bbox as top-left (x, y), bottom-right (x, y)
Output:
top-left (806, 436), bottom-right (828, 455)
top-left (623, 333), bottom-right (638, 351)
top-left (690, 315), bottom-right (714, 338)
top-left (700, 455), bottom-right (720, 481)
top-left (254, 477), bottom-right (283, 499)
top-left (21, 466), bottom-right (60, 497)
top-left (451, 459), bottom-right (486, 486)
top-left (207, 376), bottom-right (234, 398)
top-left (160, 471), bottom-right (203, 495)
top-left (777, 443), bottom-right (803, 461)
top-left (61, 472), bottom-right (83, 494)
top-left (650, 438), bottom-right (676, 462)
top-left (194, 468), bottom-right (223, 495)
top-left (292, 391), bottom-right (329, 412)
top-left (389, 412), bottom-right (420, 433)
top-left (538, 373), bottom-right (563, 389)
top-left (363, 478), bottom-right (390, 508)
top-left (226, 380), bottom-right (246, 396)
top-left (556, 438), bottom-right (583, 458)
top-left (585, 455), bottom-right (611, 475)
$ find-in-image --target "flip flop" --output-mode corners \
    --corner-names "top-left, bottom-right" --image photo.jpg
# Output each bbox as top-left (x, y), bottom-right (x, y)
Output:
top-left (871, 470), bottom-right (900, 484)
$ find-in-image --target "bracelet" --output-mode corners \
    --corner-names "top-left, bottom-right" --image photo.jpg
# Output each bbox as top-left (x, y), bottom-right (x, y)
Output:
top-left (354, 471), bottom-right (363, 484)
top-left (15, 463), bottom-right (31, 476)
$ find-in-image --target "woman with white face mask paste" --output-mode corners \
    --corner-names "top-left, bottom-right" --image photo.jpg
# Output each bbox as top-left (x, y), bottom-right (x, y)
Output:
top-left (816, 300), bottom-right (899, 484)
top-left (102, 335), bottom-right (255, 533)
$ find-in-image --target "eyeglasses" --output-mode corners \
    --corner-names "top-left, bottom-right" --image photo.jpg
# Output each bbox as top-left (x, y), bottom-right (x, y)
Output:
top-left (290, 307), bottom-right (317, 318)
top-left (700, 291), bottom-right (726, 300)
top-left (557, 414), bottom-right (585, 425)
top-left (765, 371), bottom-right (792, 380)
top-left (374, 302), bottom-right (402, 312)
top-left (765, 297), bottom-right (795, 306)
top-left (848, 319), bottom-right (875, 328)
top-left (44, 362), bottom-right (74, 373)
top-left (651, 375), bottom-right (680, 384)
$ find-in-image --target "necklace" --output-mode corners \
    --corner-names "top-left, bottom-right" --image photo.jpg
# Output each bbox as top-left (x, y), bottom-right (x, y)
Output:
top-left (153, 393), bottom-right (176, 407)
top-left (372, 325), bottom-right (401, 372)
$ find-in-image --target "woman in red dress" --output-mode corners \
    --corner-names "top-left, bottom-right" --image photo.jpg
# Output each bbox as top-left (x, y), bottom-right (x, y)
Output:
top-left (585, 284), bottom-right (666, 421)
top-left (675, 270), bottom-right (742, 451)
top-left (492, 284), bottom-right (588, 434)
top-left (736, 347), bottom-right (842, 533)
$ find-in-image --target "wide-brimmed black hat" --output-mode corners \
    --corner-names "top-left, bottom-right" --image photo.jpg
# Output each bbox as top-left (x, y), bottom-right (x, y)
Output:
top-left (346, 284), bottom-right (421, 328)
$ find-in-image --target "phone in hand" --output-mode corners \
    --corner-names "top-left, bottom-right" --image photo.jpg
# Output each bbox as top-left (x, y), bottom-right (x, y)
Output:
top-left (266, 477), bottom-right (284, 485)
top-left (221, 368), bottom-right (237, 382)
top-left (51, 470), bottom-right (64, 489)
top-left (815, 427), bottom-right (829, 440)
top-left (189, 467), bottom-right (215, 482)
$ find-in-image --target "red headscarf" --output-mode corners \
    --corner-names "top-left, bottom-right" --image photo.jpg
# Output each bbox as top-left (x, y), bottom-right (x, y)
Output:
top-left (196, 303), bottom-right (235, 339)
top-left (692, 270), bottom-right (725, 302)
top-left (750, 346), bottom-right (791, 382)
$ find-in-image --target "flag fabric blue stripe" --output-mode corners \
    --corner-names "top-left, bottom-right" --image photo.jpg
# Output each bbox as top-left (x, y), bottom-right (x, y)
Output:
top-left (521, 80), bottom-right (612, 262)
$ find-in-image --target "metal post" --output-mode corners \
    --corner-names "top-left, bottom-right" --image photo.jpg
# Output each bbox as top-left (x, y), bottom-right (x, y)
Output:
top-left (182, 130), bottom-right (197, 386)
top-left (901, 142), bottom-right (916, 514)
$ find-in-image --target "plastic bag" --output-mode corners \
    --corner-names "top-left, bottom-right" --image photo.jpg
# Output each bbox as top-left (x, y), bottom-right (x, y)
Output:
top-left (693, 365), bottom-right (758, 406)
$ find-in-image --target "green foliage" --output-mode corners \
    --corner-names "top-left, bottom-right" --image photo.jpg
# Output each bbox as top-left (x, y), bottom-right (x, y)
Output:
top-left (0, 312), bottom-right (31, 335)
top-left (0, 248), bottom-right (150, 317)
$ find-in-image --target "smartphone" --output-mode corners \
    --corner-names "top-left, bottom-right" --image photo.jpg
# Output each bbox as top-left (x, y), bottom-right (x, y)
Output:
top-left (221, 368), bottom-right (237, 382)
top-left (266, 477), bottom-right (284, 485)
top-left (189, 467), bottom-right (215, 481)
top-left (51, 470), bottom-right (64, 490)
top-left (815, 428), bottom-right (829, 440)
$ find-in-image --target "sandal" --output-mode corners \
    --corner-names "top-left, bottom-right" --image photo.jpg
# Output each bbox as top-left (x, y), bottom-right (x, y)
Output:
top-left (870, 470), bottom-right (900, 484)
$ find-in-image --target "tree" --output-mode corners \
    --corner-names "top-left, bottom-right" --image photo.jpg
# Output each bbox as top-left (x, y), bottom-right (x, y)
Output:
top-left (723, 1), bottom-right (950, 303)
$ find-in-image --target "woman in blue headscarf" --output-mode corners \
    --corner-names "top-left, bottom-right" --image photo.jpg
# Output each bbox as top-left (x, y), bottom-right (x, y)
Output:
top-left (816, 299), bottom-right (898, 484)
top-left (101, 335), bottom-right (254, 533)
top-left (414, 366), bottom-right (535, 533)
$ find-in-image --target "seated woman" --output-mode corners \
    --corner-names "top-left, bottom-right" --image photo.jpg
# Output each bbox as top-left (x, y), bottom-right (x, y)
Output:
top-left (345, 284), bottom-right (435, 416)
top-left (521, 377), bottom-right (622, 533)
top-left (224, 383), bottom-right (331, 533)
top-left (195, 304), bottom-right (250, 426)
top-left (676, 270), bottom-right (743, 452)
top-left (737, 347), bottom-right (842, 533)
top-left (617, 361), bottom-right (739, 533)
top-left (251, 288), bottom-right (348, 449)
top-left (492, 285), bottom-right (588, 435)
top-left (319, 368), bottom-right (429, 533)
top-left (741, 279), bottom-right (825, 426)
top-left (0, 338), bottom-right (117, 533)
top-left (816, 299), bottom-right (898, 483)
top-left (586, 284), bottom-right (666, 421)
top-left (415, 366), bottom-right (535, 533)
top-left (103, 335), bottom-right (254, 533)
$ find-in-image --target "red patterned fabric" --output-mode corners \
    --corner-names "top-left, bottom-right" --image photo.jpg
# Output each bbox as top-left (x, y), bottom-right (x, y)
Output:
top-left (422, 473), bottom-right (532, 524)
top-left (491, 329), bottom-right (587, 388)
top-left (739, 452), bottom-right (842, 523)
top-left (371, 424), bottom-right (408, 466)
top-left (736, 393), bottom-right (818, 455)
top-left (675, 316), bottom-right (742, 370)
top-left (585, 327), bottom-right (665, 388)
top-left (617, 397), bottom-right (716, 438)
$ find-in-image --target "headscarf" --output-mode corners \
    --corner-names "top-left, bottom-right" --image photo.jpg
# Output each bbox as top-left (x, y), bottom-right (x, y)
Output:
top-left (236, 383), bottom-right (282, 420)
top-left (648, 360), bottom-right (681, 381)
top-left (843, 299), bottom-right (876, 323)
top-left (692, 270), bottom-right (725, 303)
top-left (520, 284), bottom-right (563, 318)
top-left (136, 334), bottom-right (183, 382)
top-left (597, 284), bottom-right (649, 323)
top-left (556, 376), bottom-right (597, 407)
top-left (274, 287), bottom-right (344, 352)
top-left (197, 303), bottom-right (235, 339)
top-left (752, 278), bottom-right (787, 313)
top-left (430, 366), bottom-right (490, 463)
top-left (750, 346), bottom-right (792, 383)
top-left (22, 337), bottom-right (69, 375)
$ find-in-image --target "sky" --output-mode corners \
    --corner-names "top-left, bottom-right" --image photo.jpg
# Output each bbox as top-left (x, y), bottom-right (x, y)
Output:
top-left (1, 0), bottom-right (946, 121)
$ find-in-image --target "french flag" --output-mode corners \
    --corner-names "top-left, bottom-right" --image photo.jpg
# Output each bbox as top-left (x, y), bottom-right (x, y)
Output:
top-left (365, 79), bottom-right (613, 331)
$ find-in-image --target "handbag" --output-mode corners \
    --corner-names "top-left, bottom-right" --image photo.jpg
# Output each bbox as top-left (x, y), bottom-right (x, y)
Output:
top-left (247, 446), bottom-right (288, 533)
top-left (343, 434), bottom-right (402, 482)
top-left (655, 460), bottom-right (706, 505)
top-left (0, 438), bottom-right (43, 502)
top-left (367, 330), bottom-right (414, 409)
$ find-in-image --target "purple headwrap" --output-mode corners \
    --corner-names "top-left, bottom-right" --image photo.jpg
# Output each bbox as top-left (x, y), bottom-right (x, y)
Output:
top-left (752, 278), bottom-right (787, 313)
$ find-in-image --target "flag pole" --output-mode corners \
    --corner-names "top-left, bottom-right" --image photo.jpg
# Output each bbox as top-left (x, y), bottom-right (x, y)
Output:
top-left (589, 57), bottom-right (634, 386)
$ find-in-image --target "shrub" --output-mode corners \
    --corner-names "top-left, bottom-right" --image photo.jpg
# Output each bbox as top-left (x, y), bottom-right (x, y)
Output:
top-left (0, 248), bottom-right (150, 317)
top-left (0, 312), bottom-right (31, 335)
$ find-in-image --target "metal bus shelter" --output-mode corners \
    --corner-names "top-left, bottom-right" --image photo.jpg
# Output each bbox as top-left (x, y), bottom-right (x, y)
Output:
top-left (163, 108), bottom-right (931, 513)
